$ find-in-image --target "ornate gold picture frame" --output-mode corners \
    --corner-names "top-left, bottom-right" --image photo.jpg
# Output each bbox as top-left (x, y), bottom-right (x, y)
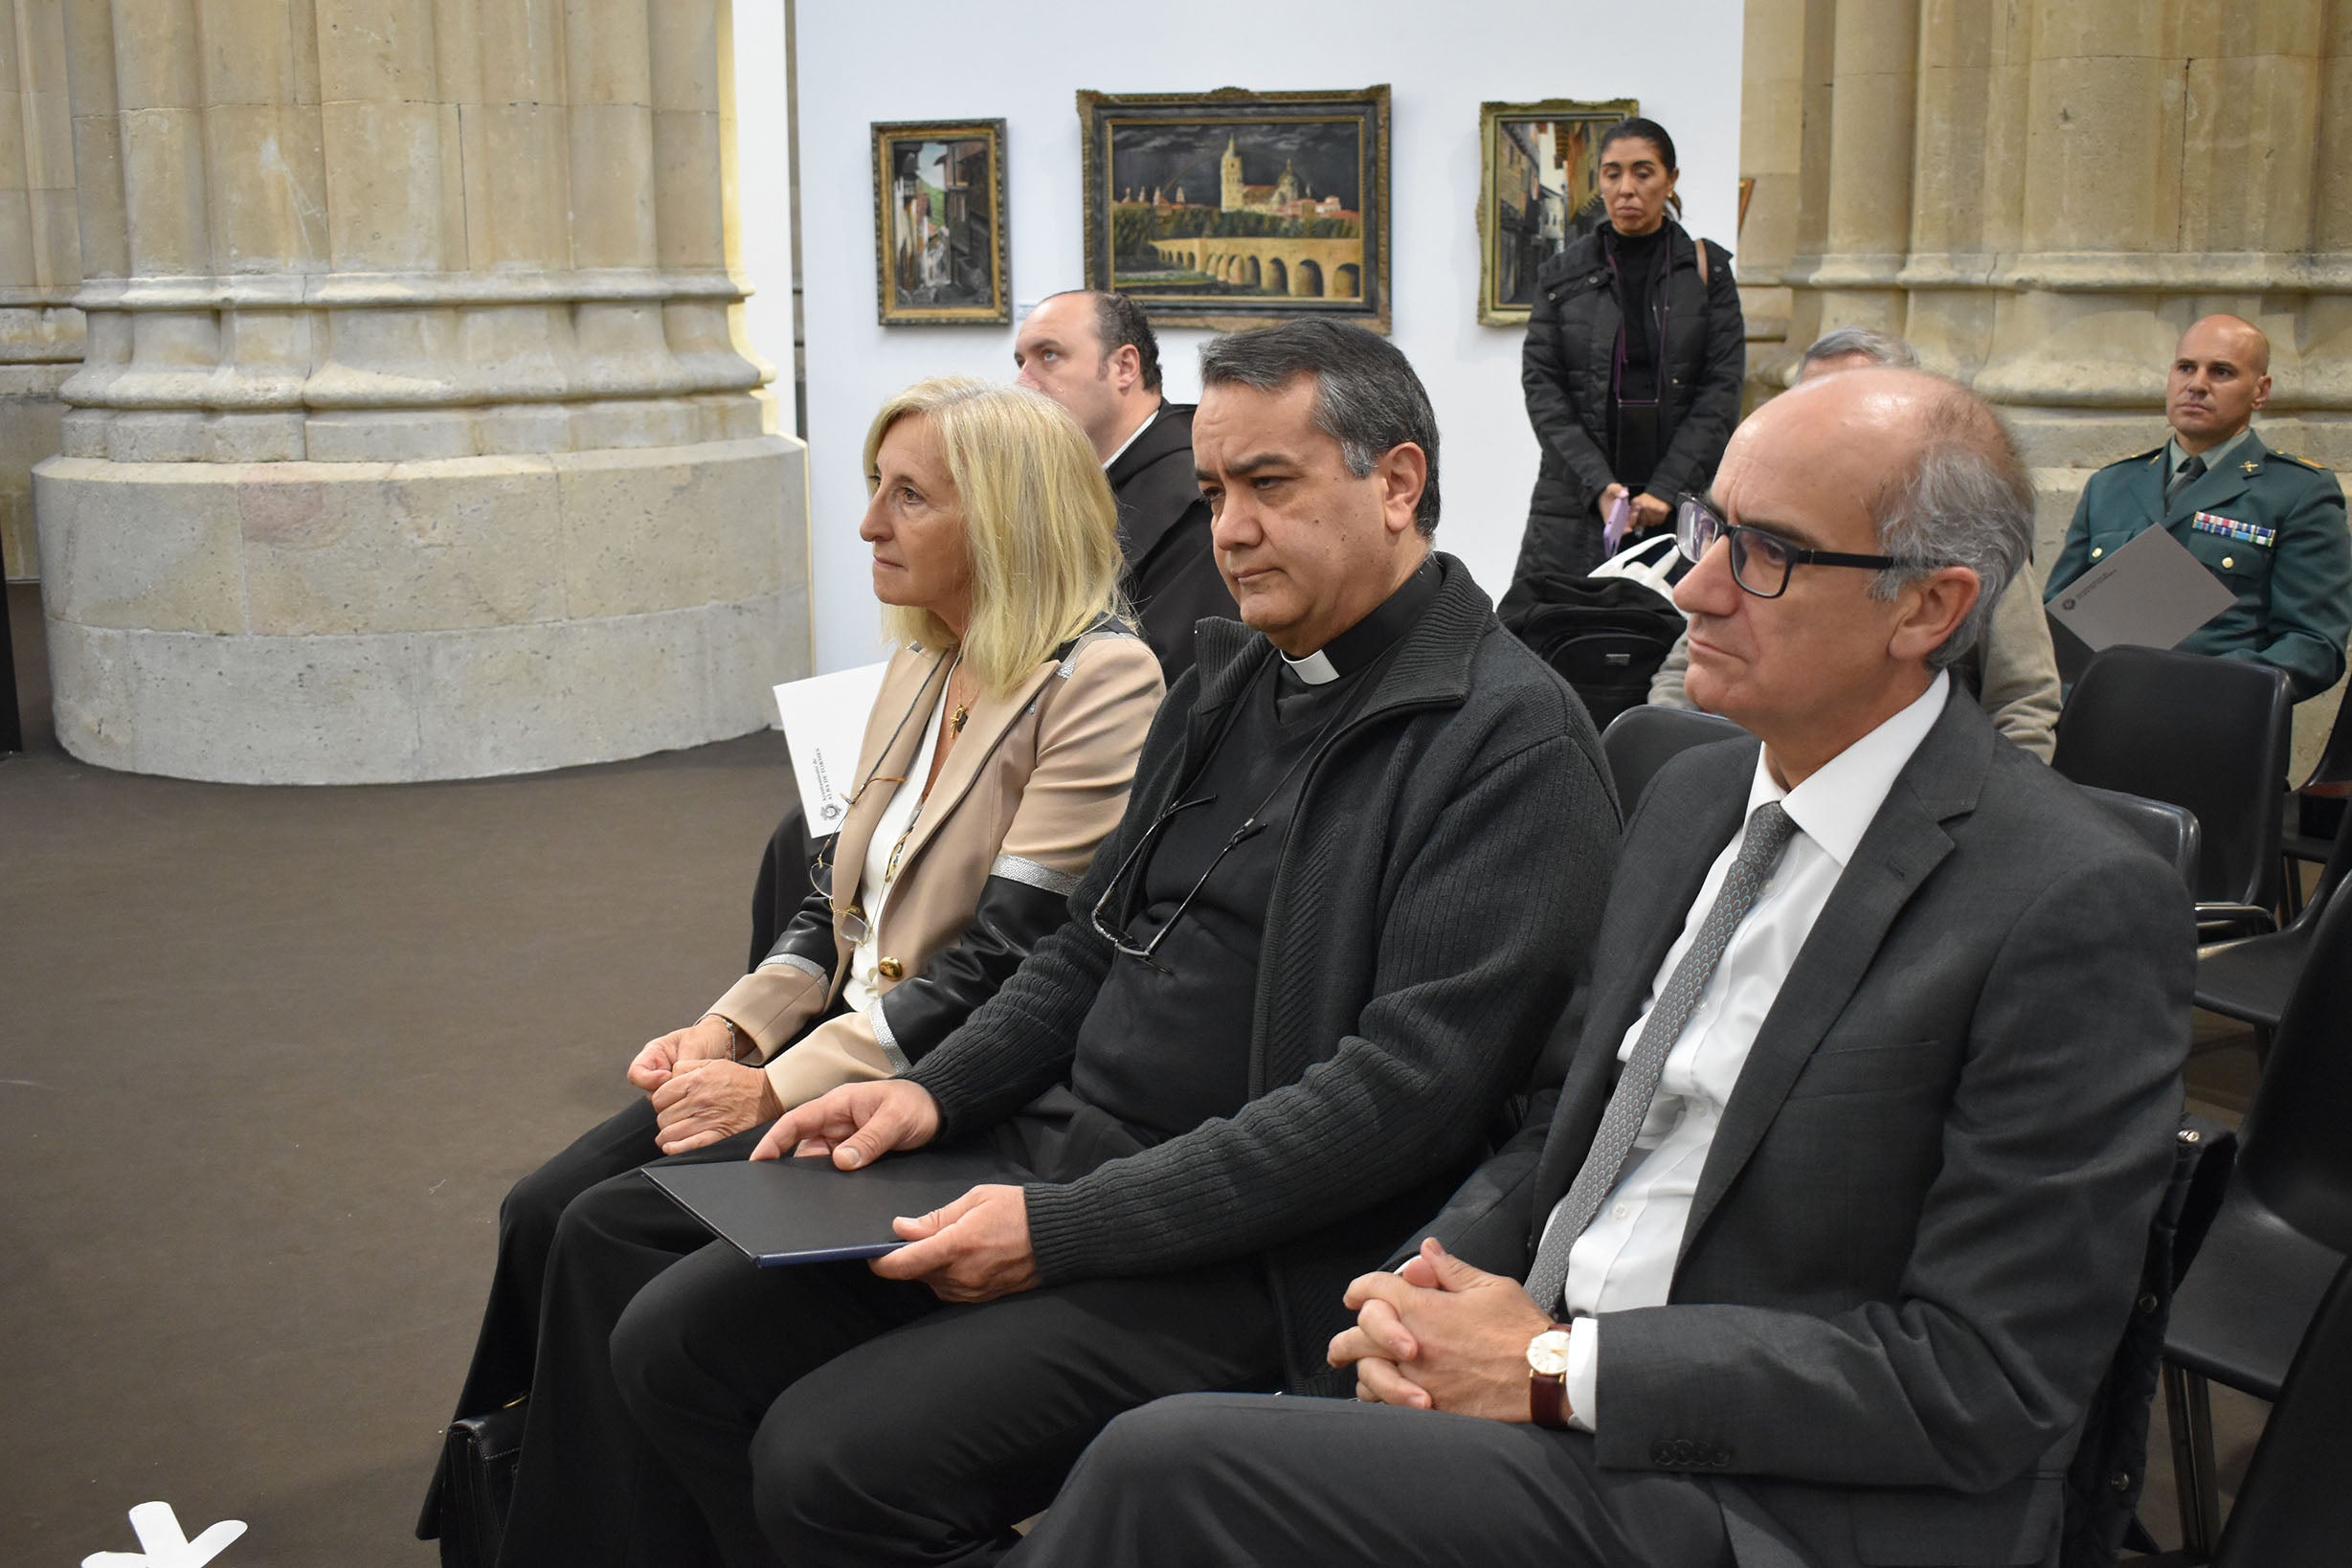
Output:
top-left (872, 119), bottom-right (1010, 325)
top-left (1078, 86), bottom-right (1390, 333)
top-left (1476, 98), bottom-right (1638, 326)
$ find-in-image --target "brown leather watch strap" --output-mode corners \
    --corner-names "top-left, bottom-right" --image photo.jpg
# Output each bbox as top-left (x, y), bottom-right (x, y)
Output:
top-left (1530, 1370), bottom-right (1570, 1429)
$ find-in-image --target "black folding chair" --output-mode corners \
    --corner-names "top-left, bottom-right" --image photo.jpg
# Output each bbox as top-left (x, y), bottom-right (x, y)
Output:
top-left (1598, 705), bottom-right (1744, 817)
top-left (2052, 647), bottom-right (2293, 939)
top-left (2154, 1259), bottom-right (2352, 1566)
top-left (2279, 683), bottom-right (2352, 915)
top-left (2078, 786), bottom-right (2201, 894)
top-left (2195, 803), bottom-right (2352, 1064)
top-left (2157, 882), bottom-right (2352, 1557)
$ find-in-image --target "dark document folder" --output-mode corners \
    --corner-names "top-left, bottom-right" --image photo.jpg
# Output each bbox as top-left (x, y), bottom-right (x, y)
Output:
top-left (645, 1150), bottom-right (1031, 1266)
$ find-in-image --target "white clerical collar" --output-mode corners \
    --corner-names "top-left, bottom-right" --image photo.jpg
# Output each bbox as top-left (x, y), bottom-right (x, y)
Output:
top-left (1282, 648), bottom-right (1341, 685)
top-left (1101, 403), bottom-right (1160, 471)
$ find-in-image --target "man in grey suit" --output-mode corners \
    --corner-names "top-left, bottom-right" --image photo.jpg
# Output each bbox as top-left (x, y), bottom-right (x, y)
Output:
top-left (1009, 368), bottom-right (2194, 1567)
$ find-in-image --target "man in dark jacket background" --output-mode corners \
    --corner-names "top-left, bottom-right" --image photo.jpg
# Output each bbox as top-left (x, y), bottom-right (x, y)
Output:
top-left (606, 319), bottom-right (1623, 1568)
top-left (1016, 288), bottom-right (1236, 683)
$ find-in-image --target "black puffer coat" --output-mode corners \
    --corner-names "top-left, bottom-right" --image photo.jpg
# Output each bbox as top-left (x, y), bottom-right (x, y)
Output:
top-left (1504, 220), bottom-right (1744, 609)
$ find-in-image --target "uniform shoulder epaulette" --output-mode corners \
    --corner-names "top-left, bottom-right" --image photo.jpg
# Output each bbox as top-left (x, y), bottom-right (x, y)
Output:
top-left (2270, 451), bottom-right (2332, 474)
top-left (2111, 445), bottom-right (2166, 469)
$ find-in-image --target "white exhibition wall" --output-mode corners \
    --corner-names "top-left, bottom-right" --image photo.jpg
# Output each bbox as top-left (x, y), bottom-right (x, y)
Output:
top-left (785, 0), bottom-right (1745, 674)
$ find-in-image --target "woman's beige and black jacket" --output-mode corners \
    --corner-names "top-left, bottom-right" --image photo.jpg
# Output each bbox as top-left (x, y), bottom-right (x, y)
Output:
top-left (706, 618), bottom-right (1162, 1109)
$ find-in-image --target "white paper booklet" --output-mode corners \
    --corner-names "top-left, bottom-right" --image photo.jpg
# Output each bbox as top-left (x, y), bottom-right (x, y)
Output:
top-left (773, 661), bottom-right (890, 832)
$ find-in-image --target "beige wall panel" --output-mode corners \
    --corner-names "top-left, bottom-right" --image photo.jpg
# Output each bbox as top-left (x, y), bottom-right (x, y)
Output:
top-left (202, 101), bottom-right (327, 272)
top-left (238, 456), bottom-right (571, 635)
top-left (2177, 0), bottom-right (2327, 58)
top-left (2031, 0), bottom-right (2164, 60)
top-left (457, 101), bottom-right (568, 268)
top-left (0, 191), bottom-right (34, 283)
top-left (652, 106), bottom-right (721, 270)
top-left (2177, 55), bottom-right (2320, 255)
top-left (26, 84), bottom-right (77, 195)
top-left (2021, 55), bottom-right (2173, 254)
top-left (60, 0), bottom-right (119, 118)
top-left (474, 0), bottom-right (562, 101)
top-left (110, 0), bottom-right (203, 110)
top-left (320, 97), bottom-right (448, 269)
top-left (647, 0), bottom-right (717, 113)
top-left (313, 0), bottom-right (437, 104)
top-left (0, 86), bottom-right (25, 201)
top-left (69, 111), bottom-right (127, 276)
top-left (430, 0), bottom-right (481, 103)
top-left (2312, 52), bottom-right (2352, 250)
top-left (17, 0), bottom-right (68, 85)
top-left (194, 0), bottom-right (302, 103)
top-left (33, 455), bottom-right (246, 631)
top-left (33, 185), bottom-right (80, 284)
top-left (118, 104), bottom-right (213, 272)
top-left (555, 438), bottom-right (788, 618)
top-left (564, 0), bottom-right (651, 105)
top-left (567, 101), bottom-right (655, 268)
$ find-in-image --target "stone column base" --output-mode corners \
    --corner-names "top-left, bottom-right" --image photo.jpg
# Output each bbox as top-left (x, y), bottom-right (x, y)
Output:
top-left (2, 365), bottom-right (73, 578)
top-left (34, 436), bottom-right (810, 783)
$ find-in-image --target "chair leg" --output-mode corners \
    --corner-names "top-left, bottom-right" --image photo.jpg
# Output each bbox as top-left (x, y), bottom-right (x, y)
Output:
top-left (2162, 1361), bottom-right (2223, 1560)
top-left (2279, 853), bottom-right (2304, 922)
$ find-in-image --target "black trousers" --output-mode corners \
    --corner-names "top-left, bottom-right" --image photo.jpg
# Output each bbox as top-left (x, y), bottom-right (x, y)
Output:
top-left (1007, 1392), bottom-right (1736, 1568)
top-left (610, 1238), bottom-right (1285, 1568)
top-left (417, 1096), bottom-right (757, 1551)
top-left (489, 1109), bottom-right (770, 1568)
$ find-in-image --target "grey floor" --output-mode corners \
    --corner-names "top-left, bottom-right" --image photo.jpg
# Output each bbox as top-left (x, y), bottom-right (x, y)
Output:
top-left (0, 580), bottom-right (2269, 1566)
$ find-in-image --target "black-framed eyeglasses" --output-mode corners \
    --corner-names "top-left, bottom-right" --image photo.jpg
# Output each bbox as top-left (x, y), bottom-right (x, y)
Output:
top-left (1088, 795), bottom-right (1263, 974)
top-left (1675, 493), bottom-right (1901, 599)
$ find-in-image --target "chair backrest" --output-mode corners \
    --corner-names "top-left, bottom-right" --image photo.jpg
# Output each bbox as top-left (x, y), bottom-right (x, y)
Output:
top-left (1600, 705), bottom-right (1747, 815)
top-left (2299, 680), bottom-right (2352, 793)
top-left (2077, 786), bottom-right (2201, 895)
top-left (2211, 1258), bottom-right (2352, 1567)
top-left (2237, 879), bottom-right (2352, 1254)
top-left (2051, 645), bottom-right (2292, 907)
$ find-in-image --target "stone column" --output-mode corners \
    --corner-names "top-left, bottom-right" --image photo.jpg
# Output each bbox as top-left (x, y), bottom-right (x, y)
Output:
top-left (1806, 0), bottom-right (1919, 337)
top-left (1734, 0), bottom-right (1807, 388)
top-left (0, 0), bottom-right (79, 577)
top-left (34, 0), bottom-right (807, 782)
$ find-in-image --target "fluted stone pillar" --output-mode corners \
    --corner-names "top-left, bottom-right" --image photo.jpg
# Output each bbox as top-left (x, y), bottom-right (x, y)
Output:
top-left (1, 0), bottom-right (79, 578)
top-left (1741, 0), bottom-right (2351, 766)
top-left (34, 0), bottom-right (806, 782)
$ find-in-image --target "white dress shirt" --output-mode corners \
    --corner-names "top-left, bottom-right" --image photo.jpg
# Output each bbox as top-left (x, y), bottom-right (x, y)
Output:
top-left (1102, 403), bottom-right (1159, 471)
top-left (1544, 672), bottom-right (1950, 1430)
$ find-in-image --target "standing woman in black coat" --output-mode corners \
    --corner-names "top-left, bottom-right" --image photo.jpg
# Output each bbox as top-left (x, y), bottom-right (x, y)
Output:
top-left (1502, 118), bottom-right (1745, 612)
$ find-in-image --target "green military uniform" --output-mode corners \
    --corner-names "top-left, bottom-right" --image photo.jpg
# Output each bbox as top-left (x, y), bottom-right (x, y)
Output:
top-left (2045, 427), bottom-right (2351, 701)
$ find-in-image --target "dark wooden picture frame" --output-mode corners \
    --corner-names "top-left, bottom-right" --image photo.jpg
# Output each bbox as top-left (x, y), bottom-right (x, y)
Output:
top-left (1078, 86), bottom-right (1391, 333)
top-left (1476, 98), bottom-right (1638, 325)
top-left (871, 119), bottom-right (1010, 325)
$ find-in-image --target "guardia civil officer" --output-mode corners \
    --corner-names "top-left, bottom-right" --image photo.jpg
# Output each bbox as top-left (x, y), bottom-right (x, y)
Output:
top-left (2044, 313), bottom-right (2351, 701)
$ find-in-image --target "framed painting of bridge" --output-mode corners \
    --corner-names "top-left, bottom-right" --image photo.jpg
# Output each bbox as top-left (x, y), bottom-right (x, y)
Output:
top-left (1077, 86), bottom-right (1391, 332)
top-left (871, 119), bottom-right (1011, 325)
top-left (1476, 98), bottom-right (1638, 325)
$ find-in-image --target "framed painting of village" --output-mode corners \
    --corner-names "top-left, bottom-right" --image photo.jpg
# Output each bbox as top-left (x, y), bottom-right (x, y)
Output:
top-left (1077, 86), bottom-right (1390, 332)
top-left (871, 119), bottom-right (1010, 325)
top-left (1476, 98), bottom-right (1638, 325)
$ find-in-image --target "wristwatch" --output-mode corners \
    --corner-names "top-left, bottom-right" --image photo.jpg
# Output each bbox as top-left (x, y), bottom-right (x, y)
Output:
top-left (1527, 1325), bottom-right (1574, 1429)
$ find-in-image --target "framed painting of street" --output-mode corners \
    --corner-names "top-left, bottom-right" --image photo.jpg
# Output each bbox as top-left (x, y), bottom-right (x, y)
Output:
top-left (872, 120), bottom-right (1010, 325)
top-left (1078, 86), bottom-right (1391, 332)
top-left (1476, 98), bottom-right (1637, 325)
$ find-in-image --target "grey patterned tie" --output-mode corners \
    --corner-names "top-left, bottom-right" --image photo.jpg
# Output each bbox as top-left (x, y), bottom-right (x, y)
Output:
top-left (1524, 801), bottom-right (1800, 1314)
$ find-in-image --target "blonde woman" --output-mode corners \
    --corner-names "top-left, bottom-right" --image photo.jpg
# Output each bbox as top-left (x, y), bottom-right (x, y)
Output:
top-left (420, 378), bottom-right (1163, 1561)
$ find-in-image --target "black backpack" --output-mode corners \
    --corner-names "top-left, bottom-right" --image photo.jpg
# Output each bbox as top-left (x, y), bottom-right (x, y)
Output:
top-left (1501, 572), bottom-right (1686, 731)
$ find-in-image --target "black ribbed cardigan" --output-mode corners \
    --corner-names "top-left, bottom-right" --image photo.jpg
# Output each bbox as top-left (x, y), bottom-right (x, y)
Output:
top-left (903, 553), bottom-right (1622, 1391)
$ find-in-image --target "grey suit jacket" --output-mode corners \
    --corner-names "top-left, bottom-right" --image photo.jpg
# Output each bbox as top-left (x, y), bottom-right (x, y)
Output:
top-left (1423, 686), bottom-right (2191, 1568)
